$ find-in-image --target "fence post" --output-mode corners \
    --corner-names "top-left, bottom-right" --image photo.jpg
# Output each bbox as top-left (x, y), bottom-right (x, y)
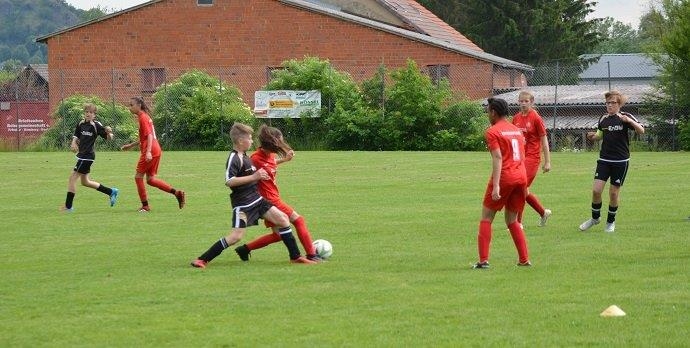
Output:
top-left (14, 71), bottom-right (19, 150)
top-left (551, 62), bottom-right (559, 150)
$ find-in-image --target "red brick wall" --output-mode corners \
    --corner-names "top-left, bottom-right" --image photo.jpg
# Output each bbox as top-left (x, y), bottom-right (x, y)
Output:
top-left (44, 0), bottom-right (524, 108)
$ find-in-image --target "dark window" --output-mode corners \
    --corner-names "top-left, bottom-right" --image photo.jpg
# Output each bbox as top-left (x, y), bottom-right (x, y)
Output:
top-left (427, 64), bottom-right (450, 85)
top-left (265, 66), bottom-right (285, 83)
top-left (142, 68), bottom-right (166, 93)
top-left (198, 0), bottom-right (213, 5)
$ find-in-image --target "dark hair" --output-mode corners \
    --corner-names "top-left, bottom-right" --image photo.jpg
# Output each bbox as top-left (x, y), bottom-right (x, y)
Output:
top-left (258, 124), bottom-right (291, 157)
top-left (131, 96), bottom-right (151, 114)
top-left (487, 97), bottom-right (509, 117)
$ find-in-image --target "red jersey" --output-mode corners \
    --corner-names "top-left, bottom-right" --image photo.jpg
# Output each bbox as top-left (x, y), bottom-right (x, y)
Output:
top-left (137, 111), bottom-right (161, 157)
top-left (512, 108), bottom-right (546, 161)
top-left (485, 119), bottom-right (527, 185)
top-left (250, 148), bottom-right (281, 202)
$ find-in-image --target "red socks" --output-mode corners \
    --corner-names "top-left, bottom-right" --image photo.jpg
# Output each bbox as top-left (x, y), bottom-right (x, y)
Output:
top-left (246, 232), bottom-right (281, 250)
top-left (477, 220), bottom-right (492, 263)
top-left (507, 221), bottom-right (530, 264)
top-left (293, 216), bottom-right (316, 255)
top-left (135, 177), bottom-right (147, 203)
top-left (147, 177), bottom-right (173, 193)
top-left (526, 193), bottom-right (545, 217)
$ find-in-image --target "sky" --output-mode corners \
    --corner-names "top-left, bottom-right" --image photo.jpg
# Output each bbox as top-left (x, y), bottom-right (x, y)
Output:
top-left (66, 0), bottom-right (652, 28)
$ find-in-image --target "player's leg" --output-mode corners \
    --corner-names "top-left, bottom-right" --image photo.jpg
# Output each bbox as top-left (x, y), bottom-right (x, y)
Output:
top-left (235, 226), bottom-right (282, 261)
top-left (290, 211), bottom-right (319, 259)
top-left (191, 207), bottom-right (250, 268)
top-left (505, 184), bottom-right (530, 265)
top-left (144, 156), bottom-right (185, 209)
top-left (475, 183), bottom-right (499, 268)
top-left (63, 169), bottom-right (80, 210)
top-left (263, 205), bottom-right (314, 264)
top-left (580, 161), bottom-right (608, 230)
top-left (135, 157), bottom-right (150, 211)
top-left (604, 162), bottom-right (628, 232)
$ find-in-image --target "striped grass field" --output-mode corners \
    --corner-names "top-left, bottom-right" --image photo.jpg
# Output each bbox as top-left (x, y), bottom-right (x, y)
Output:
top-left (0, 151), bottom-right (688, 347)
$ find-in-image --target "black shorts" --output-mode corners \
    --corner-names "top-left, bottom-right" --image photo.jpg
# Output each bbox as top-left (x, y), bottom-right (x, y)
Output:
top-left (594, 160), bottom-right (629, 187)
top-left (231, 198), bottom-right (273, 228)
top-left (73, 158), bottom-right (94, 174)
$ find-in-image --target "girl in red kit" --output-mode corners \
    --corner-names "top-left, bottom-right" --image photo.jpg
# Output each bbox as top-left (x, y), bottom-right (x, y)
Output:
top-left (234, 125), bottom-right (322, 262)
top-left (120, 96), bottom-right (185, 212)
top-left (473, 98), bottom-right (530, 269)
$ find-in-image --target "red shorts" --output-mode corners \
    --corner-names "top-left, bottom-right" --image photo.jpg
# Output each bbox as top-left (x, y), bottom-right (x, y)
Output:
top-left (263, 199), bottom-right (294, 228)
top-left (136, 155), bottom-right (160, 176)
top-left (482, 180), bottom-right (527, 213)
top-left (525, 159), bottom-right (540, 187)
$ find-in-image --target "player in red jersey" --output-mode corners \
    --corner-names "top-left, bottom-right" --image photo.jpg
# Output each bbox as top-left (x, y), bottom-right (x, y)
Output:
top-left (120, 96), bottom-right (185, 212)
top-left (234, 125), bottom-right (322, 262)
top-left (512, 90), bottom-right (552, 227)
top-left (473, 98), bottom-right (531, 269)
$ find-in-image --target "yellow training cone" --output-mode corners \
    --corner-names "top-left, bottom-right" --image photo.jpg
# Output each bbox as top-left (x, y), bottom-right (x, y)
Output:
top-left (600, 305), bottom-right (626, 317)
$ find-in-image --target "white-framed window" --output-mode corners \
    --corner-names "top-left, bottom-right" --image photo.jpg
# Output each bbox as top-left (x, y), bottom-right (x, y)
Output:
top-left (198, 0), bottom-right (213, 5)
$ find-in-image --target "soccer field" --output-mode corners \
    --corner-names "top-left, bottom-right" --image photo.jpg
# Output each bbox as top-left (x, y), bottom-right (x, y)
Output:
top-left (1, 151), bottom-right (688, 346)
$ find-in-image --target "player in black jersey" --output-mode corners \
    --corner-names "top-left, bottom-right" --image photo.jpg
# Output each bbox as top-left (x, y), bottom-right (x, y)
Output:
top-left (190, 122), bottom-right (315, 268)
top-left (61, 103), bottom-right (119, 212)
top-left (579, 91), bottom-right (645, 233)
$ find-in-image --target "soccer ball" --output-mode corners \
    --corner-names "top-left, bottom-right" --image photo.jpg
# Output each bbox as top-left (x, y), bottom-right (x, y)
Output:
top-left (313, 239), bottom-right (333, 259)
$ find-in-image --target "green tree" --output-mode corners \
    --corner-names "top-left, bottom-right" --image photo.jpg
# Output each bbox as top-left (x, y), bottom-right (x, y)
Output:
top-left (152, 69), bottom-right (254, 150)
top-left (592, 17), bottom-right (643, 53)
top-left (418, 0), bottom-right (601, 66)
top-left (642, 0), bottom-right (690, 150)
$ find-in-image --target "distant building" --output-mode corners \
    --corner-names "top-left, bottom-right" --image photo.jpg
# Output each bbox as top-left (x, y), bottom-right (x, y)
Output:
top-left (36, 0), bottom-right (531, 109)
top-left (0, 64), bottom-right (51, 149)
top-left (579, 54), bottom-right (660, 86)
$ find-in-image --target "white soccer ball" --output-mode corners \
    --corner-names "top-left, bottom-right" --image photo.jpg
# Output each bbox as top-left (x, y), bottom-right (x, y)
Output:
top-left (313, 239), bottom-right (333, 259)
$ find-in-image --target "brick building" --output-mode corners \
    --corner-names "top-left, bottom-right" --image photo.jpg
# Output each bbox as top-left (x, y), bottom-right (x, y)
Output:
top-left (36, 0), bottom-right (531, 109)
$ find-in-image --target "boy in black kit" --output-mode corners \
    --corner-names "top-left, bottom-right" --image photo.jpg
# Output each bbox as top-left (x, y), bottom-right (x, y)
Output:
top-left (62, 103), bottom-right (119, 212)
top-left (190, 122), bottom-right (315, 268)
top-left (579, 91), bottom-right (645, 233)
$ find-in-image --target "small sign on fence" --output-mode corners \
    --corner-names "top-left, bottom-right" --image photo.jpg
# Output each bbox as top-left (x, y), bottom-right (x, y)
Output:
top-left (254, 90), bottom-right (321, 118)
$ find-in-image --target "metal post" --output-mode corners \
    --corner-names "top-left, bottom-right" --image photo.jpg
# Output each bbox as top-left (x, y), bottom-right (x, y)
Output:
top-left (551, 61), bottom-right (559, 150)
top-left (607, 61), bottom-right (611, 91)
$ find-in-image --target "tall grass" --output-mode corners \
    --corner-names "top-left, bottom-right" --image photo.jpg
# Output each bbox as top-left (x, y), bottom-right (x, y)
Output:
top-left (0, 151), bottom-right (688, 346)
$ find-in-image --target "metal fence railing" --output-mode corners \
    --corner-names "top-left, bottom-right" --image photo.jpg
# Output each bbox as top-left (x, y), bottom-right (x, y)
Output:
top-left (0, 61), bottom-right (684, 151)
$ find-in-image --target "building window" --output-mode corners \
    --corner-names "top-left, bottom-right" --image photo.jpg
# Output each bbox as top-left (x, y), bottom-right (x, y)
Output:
top-left (266, 66), bottom-right (285, 83)
top-left (142, 68), bottom-right (166, 93)
top-left (427, 64), bottom-right (450, 85)
top-left (198, 0), bottom-right (213, 5)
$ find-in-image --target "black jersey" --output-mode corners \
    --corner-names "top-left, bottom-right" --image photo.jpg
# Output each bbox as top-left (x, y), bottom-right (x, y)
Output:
top-left (73, 120), bottom-right (108, 160)
top-left (225, 150), bottom-right (263, 207)
top-left (597, 112), bottom-right (640, 162)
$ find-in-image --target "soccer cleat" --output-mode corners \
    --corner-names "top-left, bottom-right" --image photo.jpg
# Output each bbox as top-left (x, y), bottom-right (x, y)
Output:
top-left (538, 209), bottom-right (552, 227)
top-left (175, 190), bottom-right (186, 209)
top-left (138, 206), bottom-right (151, 213)
top-left (579, 218), bottom-right (600, 231)
top-left (190, 259), bottom-right (207, 268)
top-left (306, 254), bottom-right (324, 262)
top-left (472, 261), bottom-right (490, 269)
top-left (60, 206), bottom-right (74, 213)
top-left (605, 222), bottom-right (616, 233)
top-left (109, 188), bottom-right (119, 207)
top-left (234, 245), bottom-right (251, 261)
top-left (290, 256), bottom-right (317, 264)
top-left (517, 261), bottom-right (532, 267)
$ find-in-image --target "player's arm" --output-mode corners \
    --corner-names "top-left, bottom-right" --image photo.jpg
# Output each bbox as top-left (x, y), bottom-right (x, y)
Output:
top-left (540, 135), bottom-right (551, 173)
top-left (70, 136), bottom-right (79, 153)
top-left (276, 150), bottom-right (295, 165)
top-left (490, 148), bottom-right (502, 200)
top-left (619, 113), bottom-right (645, 135)
top-left (225, 169), bottom-right (267, 188)
top-left (104, 126), bottom-right (114, 141)
top-left (145, 133), bottom-right (154, 161)
top-left (586, 129), bottom-right (602, 141)
top-left (120, 141), bottom-right (139, 151)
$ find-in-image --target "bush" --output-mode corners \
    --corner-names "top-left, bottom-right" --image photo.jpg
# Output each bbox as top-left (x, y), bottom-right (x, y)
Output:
top-left (35, 95), bottom-right (136, 151)
top-left (433, 101), bottom-right (488, 151)
top-left (152, 69), bottom-right (255, 150)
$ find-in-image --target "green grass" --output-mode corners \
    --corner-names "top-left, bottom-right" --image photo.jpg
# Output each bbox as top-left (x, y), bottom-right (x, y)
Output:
top-left (1, 151), bottom-right (688, 347)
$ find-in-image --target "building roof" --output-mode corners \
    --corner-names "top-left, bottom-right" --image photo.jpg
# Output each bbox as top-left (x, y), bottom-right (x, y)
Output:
top-left (376, 0), bottom-right (483, 51)
top-left (36, 0), bottom-right (531, 71)
top-left (491, 84), bottom-right (656, 107)
top-left (579, 54), bottom-right (660, 80)
top-left (27, 64), bottom-right (49, 82)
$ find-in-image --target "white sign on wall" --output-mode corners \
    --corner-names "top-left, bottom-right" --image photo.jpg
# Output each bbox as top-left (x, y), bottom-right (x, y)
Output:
top-left (254, 90), bottom-right (321, 118)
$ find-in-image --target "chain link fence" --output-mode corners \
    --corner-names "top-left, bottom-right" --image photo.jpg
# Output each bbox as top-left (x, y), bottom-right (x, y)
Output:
top-left (0, 61), bottom-right (685, 151)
